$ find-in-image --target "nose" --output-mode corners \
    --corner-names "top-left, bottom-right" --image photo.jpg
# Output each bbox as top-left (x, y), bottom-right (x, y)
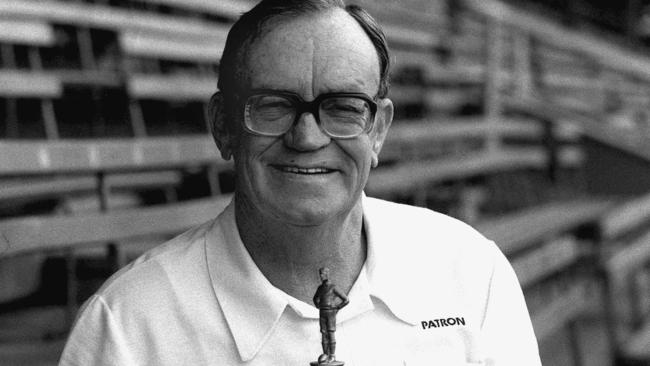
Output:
top-left (283, 112), bottom-right (331, 151)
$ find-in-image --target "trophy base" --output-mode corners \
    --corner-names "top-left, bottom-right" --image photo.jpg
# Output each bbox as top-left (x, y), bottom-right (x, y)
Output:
top-left (310, 362), bottom-right (344, 366)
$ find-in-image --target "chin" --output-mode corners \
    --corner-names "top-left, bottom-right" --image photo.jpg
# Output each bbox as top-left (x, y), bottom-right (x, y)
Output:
top-left (267, 195), bottom-right (351, 227)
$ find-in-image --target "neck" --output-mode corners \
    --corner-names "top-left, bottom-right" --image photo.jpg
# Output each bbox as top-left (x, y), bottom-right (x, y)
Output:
top-left (235, 193), bottom-right (366, 304)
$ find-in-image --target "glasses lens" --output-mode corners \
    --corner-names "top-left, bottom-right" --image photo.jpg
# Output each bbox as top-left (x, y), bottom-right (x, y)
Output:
top-left (319, 97), bottom-right (372, 138)
top-left (245, 94), bottom-right (295, 135)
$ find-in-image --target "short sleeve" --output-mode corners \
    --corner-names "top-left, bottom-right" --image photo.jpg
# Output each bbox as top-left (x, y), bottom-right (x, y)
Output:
top-left (58, 295), bottom-right (136, 366)
top-left (480, 245), bottom-right (542, 366)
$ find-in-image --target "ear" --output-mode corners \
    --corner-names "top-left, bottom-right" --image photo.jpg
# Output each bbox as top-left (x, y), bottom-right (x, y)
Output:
top-left (370, 98), bottom-right (394, 168)
top-left (208, 92), bottom-right (235, 161)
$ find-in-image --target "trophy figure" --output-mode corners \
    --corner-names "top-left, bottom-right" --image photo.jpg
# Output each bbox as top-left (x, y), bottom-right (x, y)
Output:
top-left (310, 268), bottom-right (349, 366)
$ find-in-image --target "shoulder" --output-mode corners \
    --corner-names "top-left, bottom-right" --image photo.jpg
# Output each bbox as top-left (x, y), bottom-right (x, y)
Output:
top-left (364, 196), bottom-right (495, 254)
top-left (364, 196), bottom-right (477, 229)
top-left (362, 198), bottom-right (517, 326)
top-left (93, 218), bottom-right (217, 308)
top-left (363, 196), bottom-right (503, 286)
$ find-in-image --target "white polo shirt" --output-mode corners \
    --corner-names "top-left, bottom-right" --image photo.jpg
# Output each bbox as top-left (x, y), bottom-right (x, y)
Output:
top-left (59, 196), bottom-right (541, 366)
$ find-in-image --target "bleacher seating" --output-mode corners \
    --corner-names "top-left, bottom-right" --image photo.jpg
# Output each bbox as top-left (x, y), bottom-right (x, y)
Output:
top-left (476, 198), bottom-right (612, 364)
top-left (0, 135), bottom-right (232, 364)
top-left (0, 195), bottom-right (231, 365)
top-left (0, 19), bottom-right (56, 47)
top-left (455, 1), bottom-right (650, 365)
top-left (2, 0), bottom-right (650, 365)
top-left (0, 136), bottom-right (226, 201)
top-left (596, 192), bottom-right (650, 364)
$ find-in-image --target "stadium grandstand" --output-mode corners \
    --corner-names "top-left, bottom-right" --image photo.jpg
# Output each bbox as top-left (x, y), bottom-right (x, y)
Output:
top-left (1, 0), bottom-right (650, 364)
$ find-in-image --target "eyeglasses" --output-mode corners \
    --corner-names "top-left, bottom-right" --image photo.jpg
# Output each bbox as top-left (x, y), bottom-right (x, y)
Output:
top-left (242, 89), bottom-right (377, 139)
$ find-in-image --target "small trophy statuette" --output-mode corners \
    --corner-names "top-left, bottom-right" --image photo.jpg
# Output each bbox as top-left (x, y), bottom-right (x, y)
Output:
top-left (310, 267), bottom-right (349, 366)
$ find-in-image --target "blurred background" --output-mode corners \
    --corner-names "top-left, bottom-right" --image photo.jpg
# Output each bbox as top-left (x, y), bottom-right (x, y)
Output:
top-left (1, 0), bottom-right (650, 364)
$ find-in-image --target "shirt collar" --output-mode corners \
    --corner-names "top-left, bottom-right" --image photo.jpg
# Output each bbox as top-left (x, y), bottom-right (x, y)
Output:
top-left (362, 194), bottom-right (420, 326)
top-left (205, 200), bottom-right (288, 362)
top-left (204, 195), bottom-right (418, 362)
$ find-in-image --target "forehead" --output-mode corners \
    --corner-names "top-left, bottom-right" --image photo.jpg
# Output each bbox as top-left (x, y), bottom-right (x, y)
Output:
top-left (243, 9), bottom-right (380, 97)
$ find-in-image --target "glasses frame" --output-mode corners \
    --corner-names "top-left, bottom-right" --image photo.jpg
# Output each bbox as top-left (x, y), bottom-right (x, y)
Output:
top-left (242, 89), bottom-right (378, 139)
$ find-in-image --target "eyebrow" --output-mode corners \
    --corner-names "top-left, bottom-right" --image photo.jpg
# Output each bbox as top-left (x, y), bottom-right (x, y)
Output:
top-left (248, 87), bottom-right (374, 97)
top-left (321, 80), bottom-right (371, 94)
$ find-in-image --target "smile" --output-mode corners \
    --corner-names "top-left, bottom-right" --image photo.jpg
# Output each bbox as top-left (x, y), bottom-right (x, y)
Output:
top-left (273, 165), bottom-right (335, 174)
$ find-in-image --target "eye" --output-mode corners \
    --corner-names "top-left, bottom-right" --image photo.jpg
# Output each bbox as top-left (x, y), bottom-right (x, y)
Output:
top-left (248, 95), bottom-right (295, 121)
top-left (321, 97), bottom-right (368, 115)
top-left (253, 95), bottom-right (293, 110)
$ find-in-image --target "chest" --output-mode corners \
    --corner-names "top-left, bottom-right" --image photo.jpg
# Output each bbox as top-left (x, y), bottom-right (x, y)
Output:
top-left (253, 303), bottom-right (485, 366)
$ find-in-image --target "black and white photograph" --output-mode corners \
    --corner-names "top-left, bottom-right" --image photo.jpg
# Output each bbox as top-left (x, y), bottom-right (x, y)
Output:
top-left (1, 0), bottom-right (650, 365)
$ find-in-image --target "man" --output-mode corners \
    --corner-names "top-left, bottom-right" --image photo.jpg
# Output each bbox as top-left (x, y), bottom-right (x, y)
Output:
top-left (60, 0), bottom-right (542, 365)
top-left (313, 267), bottom-right (349, 364)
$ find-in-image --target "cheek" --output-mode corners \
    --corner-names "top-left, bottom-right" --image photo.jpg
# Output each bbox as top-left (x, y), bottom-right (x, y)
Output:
top-left (236, 135), bottom-right (275, 161)
top-left (338, 139), bottom-right (375, 174)
top-left (233, 137), bottom-right (276, 184)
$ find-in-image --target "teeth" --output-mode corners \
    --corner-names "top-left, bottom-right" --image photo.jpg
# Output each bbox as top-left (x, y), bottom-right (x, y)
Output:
top-left (281, 166), bottom-right (331, 174)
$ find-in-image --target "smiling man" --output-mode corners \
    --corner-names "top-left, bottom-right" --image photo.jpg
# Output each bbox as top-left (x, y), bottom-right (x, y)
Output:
top-left (59, 1), bottom-right (541, 365)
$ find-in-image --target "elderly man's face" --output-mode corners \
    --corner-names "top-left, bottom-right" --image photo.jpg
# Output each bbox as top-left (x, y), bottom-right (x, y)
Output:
top-left (230, 9), bottom-right (392, 225)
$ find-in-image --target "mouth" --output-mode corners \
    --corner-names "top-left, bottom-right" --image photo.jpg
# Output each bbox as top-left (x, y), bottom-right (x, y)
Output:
top-left (271, 165), bottom-right (337, 175)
